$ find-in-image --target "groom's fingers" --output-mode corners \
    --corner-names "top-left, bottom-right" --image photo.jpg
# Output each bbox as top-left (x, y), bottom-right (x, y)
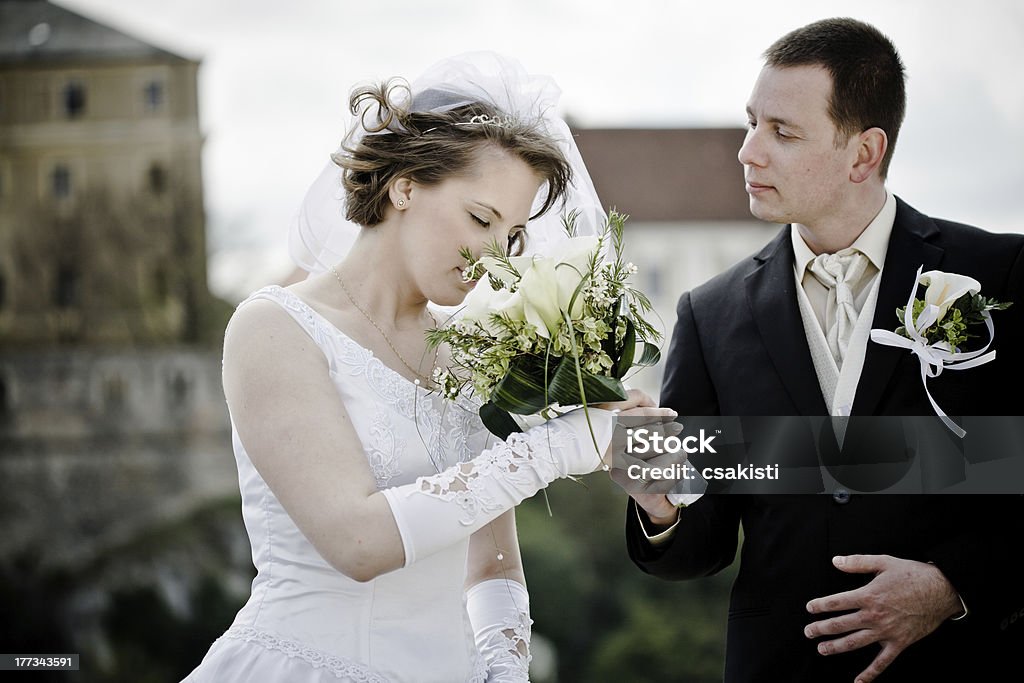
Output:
top-left (616, 407), bottom-right (680, 423)
top-left (806, 586), bottom-right (865, 614)
top-left (614, 449), bottom-right (688, 471)
top-left (610, 454), bottom-right (682, 476)
top-left (803, 611), bottom-right (867, 639)
top-left (832, 554), bottom-right (891, 574)
top-left (855, 642), bottom-right (902, 683)
top-left (813, 627), bottom-right (879, 656)
top-left (599, 388), bottom-right (660, 411)
top-left (608, 467), bottom-right (677, 494)
top-left (624, 389), bottom-right (657, 408)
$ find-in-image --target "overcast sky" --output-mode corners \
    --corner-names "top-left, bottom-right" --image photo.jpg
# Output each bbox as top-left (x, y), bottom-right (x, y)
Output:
top-left (57, 0), bottom-right (1024, 300)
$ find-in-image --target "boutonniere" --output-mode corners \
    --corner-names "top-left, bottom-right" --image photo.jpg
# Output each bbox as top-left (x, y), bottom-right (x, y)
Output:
top-left (870, 267), bottom-right (1012, 437)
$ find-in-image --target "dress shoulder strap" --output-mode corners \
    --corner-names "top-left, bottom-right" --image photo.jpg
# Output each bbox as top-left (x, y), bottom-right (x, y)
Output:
top-left (237, 285), bottom-right (361, 373)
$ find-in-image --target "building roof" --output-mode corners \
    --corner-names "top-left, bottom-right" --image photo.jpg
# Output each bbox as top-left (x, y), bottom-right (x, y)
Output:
top-left (0, 0), bottom-right (194, 66)
top-left (574, 127), bottom-right (751, 222)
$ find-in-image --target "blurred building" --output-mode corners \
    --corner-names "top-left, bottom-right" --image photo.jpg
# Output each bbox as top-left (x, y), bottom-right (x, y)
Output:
top-left (574, 127), bottom-right (774, 396)
top-left (0, 0), bottom-right (218, 347)
top-left (0, 0), bottom-right (236, 576)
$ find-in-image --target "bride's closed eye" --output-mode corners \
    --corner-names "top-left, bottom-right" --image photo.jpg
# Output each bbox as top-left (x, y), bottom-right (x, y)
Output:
top-left (470, 213), bottom-right (490, 228)
top-left (508, 230), bottom-right (524, 251)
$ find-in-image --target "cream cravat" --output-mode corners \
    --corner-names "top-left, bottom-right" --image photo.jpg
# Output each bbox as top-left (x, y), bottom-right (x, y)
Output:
top-left (807, 251), bottom-right (869, 368)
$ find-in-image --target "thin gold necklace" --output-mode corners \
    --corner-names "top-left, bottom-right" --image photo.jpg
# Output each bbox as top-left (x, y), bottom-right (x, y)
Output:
top-left (330, 265), bottom-right (436, 386)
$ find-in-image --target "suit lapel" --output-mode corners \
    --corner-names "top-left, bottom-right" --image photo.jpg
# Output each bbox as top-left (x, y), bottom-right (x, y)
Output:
top-left (852, 198), bottom-right (944, 415)
top-left (745, 227), bottom-right (829, 415)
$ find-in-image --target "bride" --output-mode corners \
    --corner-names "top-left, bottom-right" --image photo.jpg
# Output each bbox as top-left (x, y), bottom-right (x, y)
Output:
top-left (182, 52), bottom-right (669, 683)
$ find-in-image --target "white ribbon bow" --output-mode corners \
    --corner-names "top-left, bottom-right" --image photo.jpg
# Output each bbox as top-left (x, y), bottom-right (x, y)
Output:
top-left (869, 266), bottom-right (996, 437)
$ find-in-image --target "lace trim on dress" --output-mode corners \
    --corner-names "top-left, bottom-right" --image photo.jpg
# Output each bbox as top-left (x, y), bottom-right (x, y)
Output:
top-left (367, 411), bottom-right (404, 489)
top-left (468, 650), bottom-right (489, 683)
top-left (414, 428), bottom-right (571, 526)
top-left (219, 625), bottom-right (391, 682)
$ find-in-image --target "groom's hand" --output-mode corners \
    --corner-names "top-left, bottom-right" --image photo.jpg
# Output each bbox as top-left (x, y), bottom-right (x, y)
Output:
top-left (803, 554), bottom-right (963, 683)
top-left (605, 409), bottom-right (685, 526)
top-left (628, 493), bottom-right (679, 528)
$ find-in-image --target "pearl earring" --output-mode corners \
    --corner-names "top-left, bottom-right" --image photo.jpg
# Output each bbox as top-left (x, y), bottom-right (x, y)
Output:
top-left (397, 199), bottom-right (406, 207)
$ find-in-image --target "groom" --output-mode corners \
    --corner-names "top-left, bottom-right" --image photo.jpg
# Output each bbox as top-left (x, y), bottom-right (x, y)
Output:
top-left (624, 17), bottom-right (1024, 682)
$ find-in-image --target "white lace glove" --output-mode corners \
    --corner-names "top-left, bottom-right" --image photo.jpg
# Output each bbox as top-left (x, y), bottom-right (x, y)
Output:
top-left (381, 408), bottom-right (613, 566)
top-left (466, 579), bottom-right (532, 683)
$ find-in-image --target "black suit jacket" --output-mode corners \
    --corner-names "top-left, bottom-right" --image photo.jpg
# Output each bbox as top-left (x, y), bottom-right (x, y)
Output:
top-left (626, 198), bottom-right (1024, 681)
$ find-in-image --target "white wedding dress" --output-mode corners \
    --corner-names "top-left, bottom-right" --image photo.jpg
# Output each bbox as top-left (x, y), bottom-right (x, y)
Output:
top-left (183, 285), bottom-right (492, 682)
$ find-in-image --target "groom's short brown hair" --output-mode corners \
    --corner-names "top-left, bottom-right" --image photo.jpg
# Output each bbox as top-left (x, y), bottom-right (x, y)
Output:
top-left (765, 17), bottom-right (906, 178)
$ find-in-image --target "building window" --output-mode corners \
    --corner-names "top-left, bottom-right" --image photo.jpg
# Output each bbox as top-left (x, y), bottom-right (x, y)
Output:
top-left (55, 264), bottom-right (79, 308)
top-left (144, 81), bottom-right (164, 112)
top-left (64, 81), bottom-right (86, 118)
top-left (28, 22), bottom-right (52, 47)
top-left (153, 267), bottom-right (169, 303)
top-left (168, 371), bottom-right (189, 409)
top-left (0, 376), bottom-right (8, 418)
top-left (148, 163), bottom-right (167, 194)
top-left (52, 165), bottom-right (71, 199)
top-left (104, 375), bottom-right (125, 411)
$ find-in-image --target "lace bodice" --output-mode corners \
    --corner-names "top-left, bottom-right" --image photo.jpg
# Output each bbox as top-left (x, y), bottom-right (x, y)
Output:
top-left (187, 286), bottom-right (491, 683)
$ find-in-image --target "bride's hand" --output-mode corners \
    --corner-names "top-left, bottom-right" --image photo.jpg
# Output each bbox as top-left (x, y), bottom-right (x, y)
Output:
top-left (594, 389), bottom-right (678, 471)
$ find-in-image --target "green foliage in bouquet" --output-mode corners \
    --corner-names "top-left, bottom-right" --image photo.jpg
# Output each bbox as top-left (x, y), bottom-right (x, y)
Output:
top-left (427, 210), bottom-right (661, 439)
top-left (895, 293), bottom-right (1011, 350)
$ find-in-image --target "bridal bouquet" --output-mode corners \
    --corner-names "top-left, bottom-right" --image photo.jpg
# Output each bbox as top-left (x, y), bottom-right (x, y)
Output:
top-left (428, 210), bottom-right (661, 441)
top-left (870, 268), bottom-right (1012, 436)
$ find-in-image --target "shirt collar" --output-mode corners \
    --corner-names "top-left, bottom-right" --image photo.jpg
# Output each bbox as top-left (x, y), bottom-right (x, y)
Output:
top-left (792, 191), bottom-right (896, 277)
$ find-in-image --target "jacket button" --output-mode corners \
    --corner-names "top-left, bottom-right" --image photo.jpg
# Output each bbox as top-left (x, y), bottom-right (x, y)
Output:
top-left (832, 488), bottom-right (851, 504)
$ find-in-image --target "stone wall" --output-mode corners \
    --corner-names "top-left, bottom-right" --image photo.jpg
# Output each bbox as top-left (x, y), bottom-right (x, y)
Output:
top-left (0, 349), bottom-right (237, 571)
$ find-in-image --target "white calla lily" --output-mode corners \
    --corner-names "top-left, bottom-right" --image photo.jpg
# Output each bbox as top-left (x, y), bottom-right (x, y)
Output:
top-left (919, 270), bottom-right (981, 318)
top-left (516, 236), bottom-right (600, 338)
top-left (549, 235), bottom-right (600, 270)
top-left (462, 279), bottom-right (526, 333)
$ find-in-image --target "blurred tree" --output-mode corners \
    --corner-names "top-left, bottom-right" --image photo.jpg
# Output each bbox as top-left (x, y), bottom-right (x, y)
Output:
top-left (0, 497), bottom-right (252, 683)
top-left (518, 476), bottom-right (737, 682)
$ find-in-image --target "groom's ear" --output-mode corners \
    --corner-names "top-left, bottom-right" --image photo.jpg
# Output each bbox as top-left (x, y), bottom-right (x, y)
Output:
top-left (389, 178), bottom-right (414, 210)
top-left (850, 128), bottom-right (887, 184)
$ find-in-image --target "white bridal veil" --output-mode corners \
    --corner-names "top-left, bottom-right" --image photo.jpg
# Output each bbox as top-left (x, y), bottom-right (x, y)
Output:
top-left (287, 51), bottom-right (606, 278)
